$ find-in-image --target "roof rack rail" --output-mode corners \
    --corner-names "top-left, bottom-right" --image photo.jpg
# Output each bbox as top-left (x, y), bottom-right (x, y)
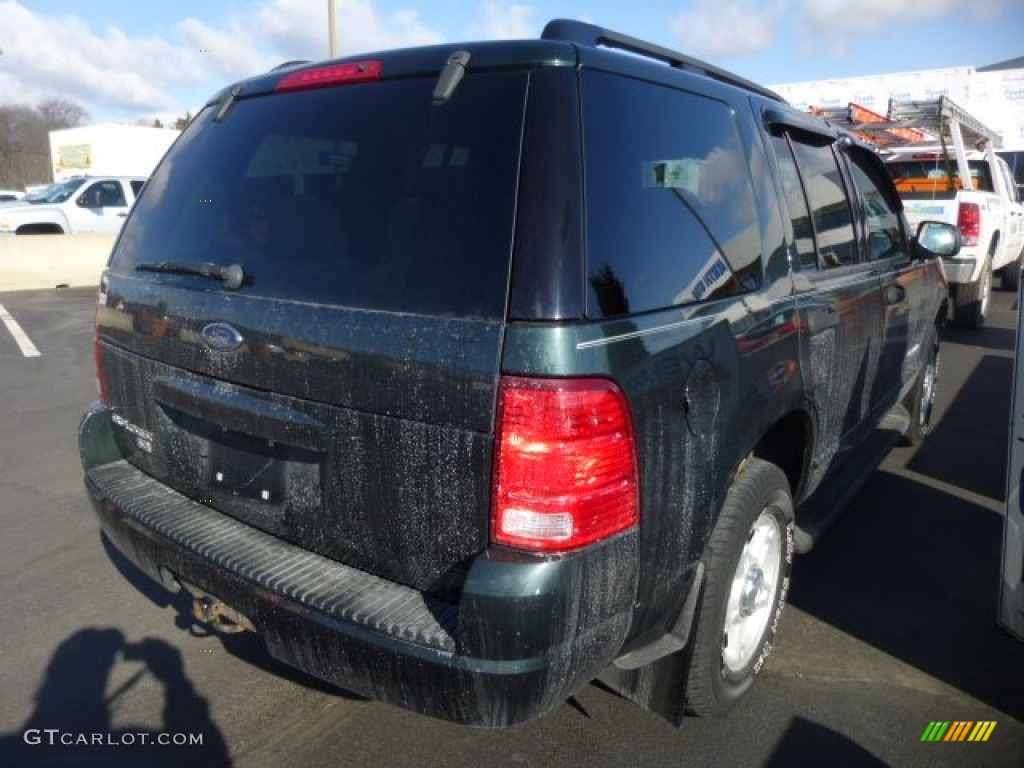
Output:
top-left (541, 18), bottom-right (783, 102)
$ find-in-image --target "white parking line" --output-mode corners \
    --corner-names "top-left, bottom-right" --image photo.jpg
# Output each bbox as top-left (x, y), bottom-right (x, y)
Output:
top-left (0, 304), bottom-right (41, 357)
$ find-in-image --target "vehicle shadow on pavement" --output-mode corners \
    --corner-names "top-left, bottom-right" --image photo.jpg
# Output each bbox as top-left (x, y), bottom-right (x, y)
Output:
top-left (941, 325), bottom-right (1016, 354)
top-left (0, 627), bottom-right (231, 767)
top-left (789, 341), bottom-right (1024, 720)
top-left (99, 534), bottom-right (363, 701)
top-left (790, 472), bottom-right (1024, 718)
top-left (761, 717), bottom-right (888, 767)
top-left (908, 353), bottom-right (1012, 502)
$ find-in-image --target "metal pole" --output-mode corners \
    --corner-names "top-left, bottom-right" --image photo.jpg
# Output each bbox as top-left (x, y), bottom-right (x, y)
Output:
top-left (328, 0), bottom-right (337, 58)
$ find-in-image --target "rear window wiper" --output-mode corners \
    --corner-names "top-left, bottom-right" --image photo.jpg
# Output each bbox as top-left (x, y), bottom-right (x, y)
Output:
top-left (135, 261), bottom-right (246, 290)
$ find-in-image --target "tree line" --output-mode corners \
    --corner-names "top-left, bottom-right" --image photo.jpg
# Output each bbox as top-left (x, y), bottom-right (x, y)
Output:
top-left (0, 99), bottom-right (89, 190)
top-left (0, 99), bottom-right (192, 191)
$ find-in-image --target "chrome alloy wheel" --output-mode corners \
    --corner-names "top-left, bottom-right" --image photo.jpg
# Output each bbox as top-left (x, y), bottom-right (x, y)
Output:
top-left (722, 510), bottom-right (783, 672)
top-left (918, 349), bottom-right (938, 434)
top-left (980, 266), bottom-right (991, 321)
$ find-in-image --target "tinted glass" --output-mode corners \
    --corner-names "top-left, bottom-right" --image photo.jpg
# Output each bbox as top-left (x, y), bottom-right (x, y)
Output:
top-left (582, 72), bottom-right (761, 318)
top-left (887, 158), bottom-right (994, 197)
top-left (846, 148), bottom-right (907, 262)
top-left (789, 137), bottom-right (856, 269)
top-left (769, 133), bottom-right (818, 271)
top-left (1000, 150), bottom-right (1024, 187)
top-left (40, 178), bottom-right (85, 203)
top-left (85, 181), bottom-right (126, 207)
top-left (112, 73), bottom-right (527, 319)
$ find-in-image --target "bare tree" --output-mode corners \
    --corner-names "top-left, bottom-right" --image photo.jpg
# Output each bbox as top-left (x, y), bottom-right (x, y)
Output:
top-left (0, 98), bottom-right (90, 189)
top-left (36, 98), bottom-right (90, 132)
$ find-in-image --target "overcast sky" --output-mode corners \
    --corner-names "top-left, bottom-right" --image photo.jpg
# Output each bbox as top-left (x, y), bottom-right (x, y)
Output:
top-left (2, 0), bottom-right (1022, 123)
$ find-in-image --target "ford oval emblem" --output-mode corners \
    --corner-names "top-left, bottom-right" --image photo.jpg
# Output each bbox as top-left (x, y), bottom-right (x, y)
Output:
top-left (201, 323), bottom-right (244, 352)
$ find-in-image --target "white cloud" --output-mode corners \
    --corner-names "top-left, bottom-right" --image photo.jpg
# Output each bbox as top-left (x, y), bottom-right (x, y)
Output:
top-left (251, 0), bottom-right (442, 59)
top-left (1, 1), bottom-right (194, 115)
top-left (0, 0), bottom-right (447, 122)
top-left (671, 0), bottom-right (788, 58)
top-left (797, 0), bottom-right (1012, 57)
top-left (176, 17), bottom-right (279, 81)
top-left (468, 0), bottom-right (538, 40)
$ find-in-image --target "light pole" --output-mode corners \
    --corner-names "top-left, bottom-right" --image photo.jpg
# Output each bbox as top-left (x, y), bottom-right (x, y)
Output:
top-left (328, 0), bottom-right (337, 58)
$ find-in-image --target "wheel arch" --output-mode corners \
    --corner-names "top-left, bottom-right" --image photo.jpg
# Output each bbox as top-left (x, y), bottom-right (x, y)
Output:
top-left (748, 408), bottom-right (813, 508)
top-left (16, 222), bottom-right (65, 235)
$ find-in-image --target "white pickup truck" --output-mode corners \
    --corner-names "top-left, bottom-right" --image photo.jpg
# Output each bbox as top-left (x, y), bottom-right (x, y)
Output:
top-left (881, 99), bottom-right (1024, 328)
top-left (0, 175), bottom-right (146, 236)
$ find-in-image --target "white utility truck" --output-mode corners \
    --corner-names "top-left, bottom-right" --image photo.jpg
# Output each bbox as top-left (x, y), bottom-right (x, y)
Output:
top-left (0, 176), bottom-right (147, 235)
top-left (817, 97), bottom-right (1024, 328)
top-left (882, 98), bottom-right (1024, 328)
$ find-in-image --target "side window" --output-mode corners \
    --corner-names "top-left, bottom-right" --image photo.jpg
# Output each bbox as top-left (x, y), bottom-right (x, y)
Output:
top-left (84, 181), bottom-right (127, 208)
top-left (130, 180), bottom-right (146, 197)
top-left (78, 183), bottom-right (104, 208)
top-left (769, 133), bottom-right (818, 271)
top-left (846, 148), bottom-right (908, 262)
top-left (582, 71), bottom-right (762, 318)
top-left (788, 136), bottom-right (857, 269)
top-left (996, 158), bottom-right (1019, 202)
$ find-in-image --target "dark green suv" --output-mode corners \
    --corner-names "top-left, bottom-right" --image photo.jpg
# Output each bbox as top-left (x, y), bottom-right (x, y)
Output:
top-left (79, 19), bottom-right (958, 726)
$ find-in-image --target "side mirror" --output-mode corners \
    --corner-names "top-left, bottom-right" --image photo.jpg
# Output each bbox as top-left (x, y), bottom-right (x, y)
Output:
top-left (913, 220), bottom-right (961, 260)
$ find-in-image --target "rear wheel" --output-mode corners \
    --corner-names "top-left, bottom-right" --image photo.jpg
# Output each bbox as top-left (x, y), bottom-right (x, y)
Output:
top-left (901, 336), bottom-right (940, 447)
top-left (684, 458), bottom-right (793, 716)
top-left (15, 223), bottom-right (64, 235)
top-left (951, 254), bottom-right (991, 328)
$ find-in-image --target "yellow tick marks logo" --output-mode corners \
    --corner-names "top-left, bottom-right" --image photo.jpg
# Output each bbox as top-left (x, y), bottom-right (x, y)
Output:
top-left (921, 721), bottom-right (997, 742)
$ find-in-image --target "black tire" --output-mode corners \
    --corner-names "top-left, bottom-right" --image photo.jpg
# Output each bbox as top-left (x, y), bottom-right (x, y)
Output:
top-left (684, 458), bottom-right (794, 717)
top-left (15, 224), bottom-right (64, 235)
top-left (950, 255), bottom-right (991, 328)
top-left (901, 336), bottom-right (940, 447)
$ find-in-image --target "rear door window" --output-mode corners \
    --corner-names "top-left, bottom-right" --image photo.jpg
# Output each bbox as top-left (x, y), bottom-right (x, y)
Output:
top-left (787, 135), bottom-right (857, 269)
top-left (582, 71), bottom-right (762, 318)
top-left (769, 133), bottom-right (818, 271)
top-left (844, 147), bottom-right (908, 262)
top-left (112, 72), bottom-right (527, 320)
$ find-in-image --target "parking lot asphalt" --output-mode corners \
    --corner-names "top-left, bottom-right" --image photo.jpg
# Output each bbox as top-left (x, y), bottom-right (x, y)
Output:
top-left (0, 285), bottom-right (1021, 768)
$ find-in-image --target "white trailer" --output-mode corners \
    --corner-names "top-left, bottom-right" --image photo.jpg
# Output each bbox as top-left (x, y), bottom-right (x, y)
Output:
top-left (49, 124), bottom-right (179, 182)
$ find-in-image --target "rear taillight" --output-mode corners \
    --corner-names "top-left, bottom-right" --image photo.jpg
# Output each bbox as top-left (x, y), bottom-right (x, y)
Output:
top-left (274, 60), bottom-right (382, 93)
top-left (957, 202), bottom-right (980, 246)
top-left (492, 376), bottom-right (639, 552)
top-left (93, 306), bottom-right (108, 404)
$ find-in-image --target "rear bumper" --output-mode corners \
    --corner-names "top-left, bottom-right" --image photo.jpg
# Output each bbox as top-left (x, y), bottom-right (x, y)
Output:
top-left (80, 403), bottom-right (637, 726)
top-left (942, 254), bottom-right (981, 284)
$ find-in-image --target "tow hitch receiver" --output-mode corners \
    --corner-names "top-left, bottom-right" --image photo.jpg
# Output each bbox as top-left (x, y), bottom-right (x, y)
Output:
top-left (181, 580), bottom-right (255, 634)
